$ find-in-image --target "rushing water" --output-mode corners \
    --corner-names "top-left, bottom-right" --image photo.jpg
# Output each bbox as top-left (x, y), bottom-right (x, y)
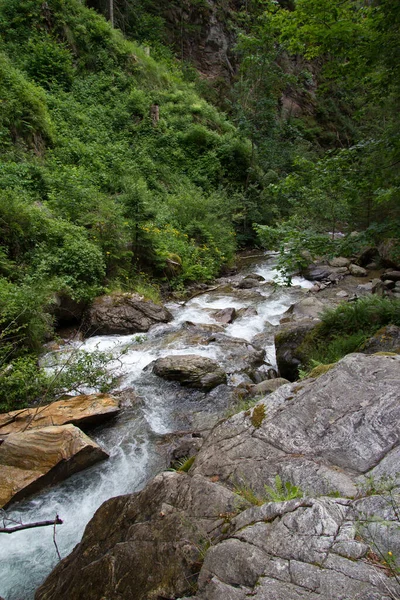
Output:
top-left (0, 253), bottom-right (313, 600)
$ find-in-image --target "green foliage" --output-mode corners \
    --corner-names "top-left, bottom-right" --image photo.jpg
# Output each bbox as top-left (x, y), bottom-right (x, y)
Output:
top-left (234, 475), bottom-right (303, 506)
top-left (299, 297), bottom-right (400, 370)
top-left (264, 475), bottom-right (303, 502)
top-left (0, 355), bottom-right (49, 412)
top-left (0, 278), bottom-right (54, 360)
top-left (318, 297), bottom-right (400, 340)
top-left (0, 348), bottom-right (118, 413)
top-left (0, 52), bottom-right (54, 148)
top-left (176, 455), bottom-right (196, 472)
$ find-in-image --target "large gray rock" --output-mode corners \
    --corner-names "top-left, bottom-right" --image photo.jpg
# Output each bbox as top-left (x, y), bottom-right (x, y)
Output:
top-left (35, 472), bottom-right (245, 600)
top-left (83, 293), bottom-right (173, 336)
top-left (191, 497), bottom-right (399, 600)
top-left (152, 354), bottom-right (227, 390)
top-left (192, 354), bottom-right (400, 497)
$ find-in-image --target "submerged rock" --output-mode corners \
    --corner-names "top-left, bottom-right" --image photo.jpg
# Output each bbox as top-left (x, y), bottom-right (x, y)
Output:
top-left (0, 393), bottom-right (120, 436)
top-left (83, 293), bottom-right (173, 336)
top-left (0, 424), bottom-right (108, 508)
top-left (152, 354), bottom-right (227, 390)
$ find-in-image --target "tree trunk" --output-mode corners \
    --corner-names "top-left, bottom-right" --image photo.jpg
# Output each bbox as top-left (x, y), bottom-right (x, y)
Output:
top-left (109, 0), bottom-right (114, 27)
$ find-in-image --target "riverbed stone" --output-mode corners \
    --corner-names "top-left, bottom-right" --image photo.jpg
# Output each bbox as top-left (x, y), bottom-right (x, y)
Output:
top-left (0, 424), bottom-right (108, 508)
top-left (152, 354), bottom-right (227, 390)
top-left (83, 293), bottom-right (173, 336)
top-left (328, 257), bottom-right (351, 268)
top-left (349, 263), bottom-right (368, 276)
top-left (0, 393), bottom-right (120, 436)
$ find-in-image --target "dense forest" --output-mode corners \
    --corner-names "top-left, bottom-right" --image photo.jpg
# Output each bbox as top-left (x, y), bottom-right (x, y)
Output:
top-left (0, 0), bottom-right (399, 410)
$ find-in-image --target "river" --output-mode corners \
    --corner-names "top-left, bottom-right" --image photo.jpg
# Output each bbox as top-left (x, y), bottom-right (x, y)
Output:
top-left (0, 253), bottom-right (313, 600)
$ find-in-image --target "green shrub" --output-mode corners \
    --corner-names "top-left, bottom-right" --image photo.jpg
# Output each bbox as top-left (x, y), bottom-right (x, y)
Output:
top-left (0, 278), bottom-right (54, 360)
top-left (300, 297), bottom-right (400, 369)
top-left (0, 52), bottom-right (54, 147)
top-left (0, 348), bottom-right (119, 413)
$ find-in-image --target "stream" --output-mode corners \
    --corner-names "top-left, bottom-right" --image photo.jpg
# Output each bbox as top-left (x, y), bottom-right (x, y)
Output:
top-left (0, 253), bottom-right (313, 600)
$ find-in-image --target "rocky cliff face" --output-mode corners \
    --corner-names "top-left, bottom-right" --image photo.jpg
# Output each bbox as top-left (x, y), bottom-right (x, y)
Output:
top-left (36, 353), bottom-right (400, 600)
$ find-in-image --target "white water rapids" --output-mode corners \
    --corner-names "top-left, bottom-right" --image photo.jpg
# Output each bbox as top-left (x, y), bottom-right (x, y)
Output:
top-left (0, 254), bottom-right (313, 600)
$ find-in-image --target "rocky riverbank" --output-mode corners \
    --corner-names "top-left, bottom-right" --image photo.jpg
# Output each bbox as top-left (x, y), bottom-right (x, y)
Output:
top-left (35, 353), bottom-right (400, 600)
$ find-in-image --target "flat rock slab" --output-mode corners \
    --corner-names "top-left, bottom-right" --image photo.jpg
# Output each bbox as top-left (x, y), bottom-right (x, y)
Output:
top-left (0, 393), bottom-right (120, 436)
top-left (83, 293), bottom-right (173, 336)
top-left (0, 424), bottom-right (108, 508)
top-left (152, 354), bottom-right (227, 390)
top-left (192, 353), bottom-right (400, 497)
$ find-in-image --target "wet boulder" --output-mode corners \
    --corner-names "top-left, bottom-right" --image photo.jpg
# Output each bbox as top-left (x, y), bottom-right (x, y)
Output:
top-left (212, 307), bottom-right (236, 324)
top-left (382, 270), bottom-right (400, 282)
top-left (237, 278), bottom-right (261, 289)
top-left (0, 393), bottom-right (120, 437)
top-left (83, 293), bottom-right (173, 336)
top-left (152, 354), bottom-right (227, 390)
top-left (0, 424), bottom-right (108, 508)
top-left (378, 238), bottom-right (400, 269)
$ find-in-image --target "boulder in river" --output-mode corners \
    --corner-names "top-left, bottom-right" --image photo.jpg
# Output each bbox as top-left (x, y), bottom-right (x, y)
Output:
top-left (83, 293), bottom-right (173, 336)
top-left (212, 307), bottom-right (236, 324)
top-left (0, 393), bottom-right (120, 436)
top-left (0, 424), bottom-right (108, 508)
top-left (349, 263), bottom-right (367, 277)
top-left (152, 354), bottom-right (227, 390)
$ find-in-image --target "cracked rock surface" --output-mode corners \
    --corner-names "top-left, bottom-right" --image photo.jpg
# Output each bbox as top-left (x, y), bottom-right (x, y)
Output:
top-left (36, 354), bottom-right (400, 600)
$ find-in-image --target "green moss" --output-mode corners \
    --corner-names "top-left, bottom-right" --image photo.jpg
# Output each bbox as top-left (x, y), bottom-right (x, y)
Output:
top-left (308, 363), bottom-right (336, 378)
top-left (251, 403), bottom-right (266, 428)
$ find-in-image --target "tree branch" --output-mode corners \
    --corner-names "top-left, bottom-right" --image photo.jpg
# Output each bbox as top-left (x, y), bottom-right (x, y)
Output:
top-left (0, 516), bottom-right (63, 534)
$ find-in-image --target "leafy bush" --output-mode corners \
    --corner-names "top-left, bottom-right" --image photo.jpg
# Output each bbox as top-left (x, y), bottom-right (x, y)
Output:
top-left (0, 53), bottom-right (54, 148)
top-left (0, 348), bottom-right (119, 413)
top-left (0, 278), bottom-right (54, 360)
